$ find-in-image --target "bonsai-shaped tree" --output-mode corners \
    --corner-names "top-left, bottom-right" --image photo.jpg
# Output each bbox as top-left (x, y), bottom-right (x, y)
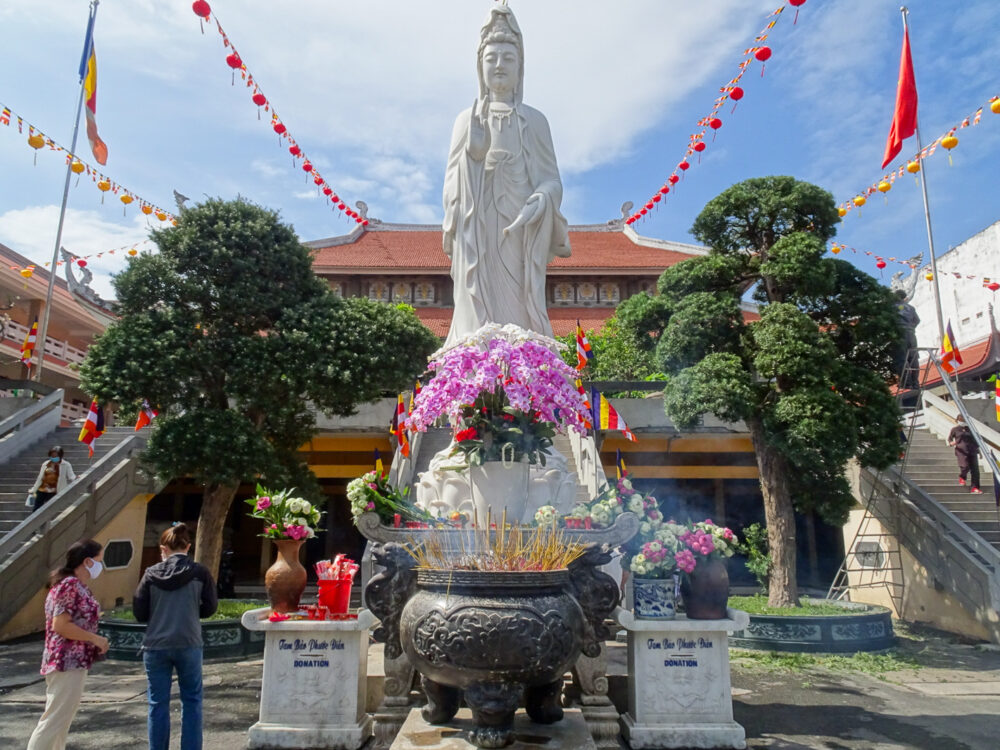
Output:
top-left (618, 176), bottom-right (903, 606)
top-left (80, 198), bottom-right (438, 574)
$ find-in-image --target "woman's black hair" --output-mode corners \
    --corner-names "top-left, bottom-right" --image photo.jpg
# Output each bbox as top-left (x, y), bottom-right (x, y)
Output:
top-left (48, 445), bottom-right (64, 459)
top-left (49, 539), bottom-right (102, 588)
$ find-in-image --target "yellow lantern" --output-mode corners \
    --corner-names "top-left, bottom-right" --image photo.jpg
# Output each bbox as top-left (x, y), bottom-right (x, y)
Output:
top-left (155, 210), bottom-right (167, 221)
top-left (853, 195), bottom-right (866, 208)
top-left (20, 267), bottom-right (33, 280)
top-left (925, 272), bottom-right (934, 281)
top-left (120, 194), bottom-right (133, 206)
top-left (941, 134), bottom-right (958, 166)
top-left (141, 204), bottom-right (153, 215)
top-left (906, 160), bottom-right (920, 174)
top-left (830, 244), bottom-right (841, 254)
top-left (70, 160), bottom-right (85, 174)
top-left (837, 207), bottom-right (847, 218)
top-left (992, 98), bottom-right (1000, 115)
top-left (96, 179), bottom-right (111, 203)
top-left (127, 248), bottom-right (138, 257)
top-left (171, 219), bottom-right (178, 227)
top-left (877, 180), bottom-right (891, 205)
top-left (27, 133), bottom-right (44, 165)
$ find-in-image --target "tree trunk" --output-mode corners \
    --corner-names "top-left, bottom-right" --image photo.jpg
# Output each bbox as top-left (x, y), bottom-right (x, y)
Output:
top-left (194, 482), bottom-right (239, 579)
top-left (748, 417), bottom-right (799, 607)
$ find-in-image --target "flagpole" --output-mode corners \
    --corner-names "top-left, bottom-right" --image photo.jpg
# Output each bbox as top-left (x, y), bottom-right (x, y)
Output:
top-left (34, 0), bottom-right (100, 383)
top-left (900, 6), bottom-right (945, 350)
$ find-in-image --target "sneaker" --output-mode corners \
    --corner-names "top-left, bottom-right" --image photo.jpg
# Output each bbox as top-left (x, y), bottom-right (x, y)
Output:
top-left (971, 488), bottom-right (983, 494)
top-left (958, 478), bottom-right (966, 486)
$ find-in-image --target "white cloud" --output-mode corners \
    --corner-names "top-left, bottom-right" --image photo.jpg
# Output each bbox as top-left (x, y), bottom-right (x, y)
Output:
top-left (293, 190), bottom-right (319, 200)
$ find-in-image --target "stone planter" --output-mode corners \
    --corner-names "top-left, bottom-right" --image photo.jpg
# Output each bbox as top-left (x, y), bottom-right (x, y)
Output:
top-left (730, 599), bottom-right (895, 653)
top-left (467, 459), bottom-right (530, 525)
top-left (400, 568), bottom-right (585, 748)
top-left (99, 613), bottom-right (265, 662)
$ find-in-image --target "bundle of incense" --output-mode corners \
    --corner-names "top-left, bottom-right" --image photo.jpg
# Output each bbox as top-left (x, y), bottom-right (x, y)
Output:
top-left (315, 554), bottom-right (359, 582)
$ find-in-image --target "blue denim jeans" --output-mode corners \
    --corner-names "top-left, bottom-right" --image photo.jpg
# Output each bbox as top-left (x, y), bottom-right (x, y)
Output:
top-left (143, 647), bottom-right (203, 750)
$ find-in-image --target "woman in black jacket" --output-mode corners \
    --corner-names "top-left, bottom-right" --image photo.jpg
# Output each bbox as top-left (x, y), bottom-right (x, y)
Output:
top-left (134, 524), bottom-right (217, 750)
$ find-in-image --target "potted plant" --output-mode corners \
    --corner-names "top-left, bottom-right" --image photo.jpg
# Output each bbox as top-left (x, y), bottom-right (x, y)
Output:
top-left (245, 485), bottom-right (323, 613)
top-left (676, 519), bottom-right (739, 620)
top-left (405, 324), bottom-right (590, 523)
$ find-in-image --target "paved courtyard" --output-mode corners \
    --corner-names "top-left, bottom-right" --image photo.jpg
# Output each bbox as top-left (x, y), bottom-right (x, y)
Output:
top-left (1, 623), bottom-right (998, 749)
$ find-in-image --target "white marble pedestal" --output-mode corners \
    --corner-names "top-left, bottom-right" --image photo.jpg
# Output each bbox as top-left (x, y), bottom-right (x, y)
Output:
top-left (616, 607), bottom-right (749, 750)
top-left (241, 608), bottom-right (375, 749)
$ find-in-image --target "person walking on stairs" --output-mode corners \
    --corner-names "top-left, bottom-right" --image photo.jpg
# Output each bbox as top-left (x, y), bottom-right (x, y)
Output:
top-left (948, 415), bottom-right (983, 494)
top-left (28, 445), bottom-right (77, 511)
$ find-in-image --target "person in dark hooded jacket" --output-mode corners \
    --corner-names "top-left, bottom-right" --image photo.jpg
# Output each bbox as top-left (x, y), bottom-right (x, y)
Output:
top-left (134, 523), bottom-right (217, 750)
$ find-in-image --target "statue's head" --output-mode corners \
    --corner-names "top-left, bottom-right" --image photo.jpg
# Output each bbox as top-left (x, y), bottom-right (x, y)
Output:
top-left (477, 5), bottom-right (524, 103)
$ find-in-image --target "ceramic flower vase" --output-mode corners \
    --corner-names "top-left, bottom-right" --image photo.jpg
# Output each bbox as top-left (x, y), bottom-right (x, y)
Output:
top-left (265, 539), bottom-right (307, 613)
top-left (467, 459), bottom-right (530, 525)
top-left (680, 557), bottom-right (729, 620)
top-left (632, 576), bottom-right (677, 620)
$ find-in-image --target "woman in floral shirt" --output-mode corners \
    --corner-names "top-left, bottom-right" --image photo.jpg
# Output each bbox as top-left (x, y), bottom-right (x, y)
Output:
top-left (27, 539), bottom-right (109, 750)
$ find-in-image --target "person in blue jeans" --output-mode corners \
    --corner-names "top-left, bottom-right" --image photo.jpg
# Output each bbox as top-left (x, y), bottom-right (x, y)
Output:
top-left (134, 523), bottom-right (217, 750)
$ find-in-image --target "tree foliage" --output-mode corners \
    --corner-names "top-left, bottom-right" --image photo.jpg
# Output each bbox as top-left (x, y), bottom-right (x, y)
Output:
top-left (618, 176), bottom-right (903, 605)
top-left (80, 198), bottom-right (438, 572)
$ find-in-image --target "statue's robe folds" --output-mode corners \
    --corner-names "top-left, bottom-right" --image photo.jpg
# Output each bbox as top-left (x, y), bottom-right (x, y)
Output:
top-left (442, 103), bottom-right (570, 348)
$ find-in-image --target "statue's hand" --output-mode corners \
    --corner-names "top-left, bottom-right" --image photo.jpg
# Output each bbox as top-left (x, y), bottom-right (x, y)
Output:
top-left (503, 193), bottom-right (544, 236)
top-left (467, 99), bottom-right (488, 161)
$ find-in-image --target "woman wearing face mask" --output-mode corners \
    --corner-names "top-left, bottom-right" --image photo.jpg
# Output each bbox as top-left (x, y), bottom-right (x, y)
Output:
top-left (133, 523), bottom-right (217, 750)
top-left (27, 539), bottom-right (109, 750)
top-left (28, 445), bottom-right (77, 511)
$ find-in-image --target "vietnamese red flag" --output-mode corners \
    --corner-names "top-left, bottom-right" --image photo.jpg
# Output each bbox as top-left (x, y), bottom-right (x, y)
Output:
top-left (882, 29), bottom-right (918, 169)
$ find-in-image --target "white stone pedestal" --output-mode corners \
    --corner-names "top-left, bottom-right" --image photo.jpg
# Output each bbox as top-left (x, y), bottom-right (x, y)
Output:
top-left (241, 607), bottom-right (375, 749)
top-left (616, 607), bottom-right (749, 750)
top-left (390, 707), bottom-right (597, 749)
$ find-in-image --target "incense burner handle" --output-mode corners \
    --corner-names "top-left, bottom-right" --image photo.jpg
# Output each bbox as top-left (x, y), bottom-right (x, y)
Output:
top-left (365, 542), bottom-right (417, 659)
top-left (568, 544), bottom-right (620, 657)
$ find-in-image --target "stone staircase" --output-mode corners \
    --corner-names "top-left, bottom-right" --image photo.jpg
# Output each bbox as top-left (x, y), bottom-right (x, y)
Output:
top-left (904, 428), bottom-right (1000, 552)
top-left (550, 433), bottom-right (595, 506)
top-left (0, 426), bottom-right (137, 540)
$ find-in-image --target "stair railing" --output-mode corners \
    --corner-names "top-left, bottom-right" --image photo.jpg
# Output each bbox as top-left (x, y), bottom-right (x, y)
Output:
top-left (0, 386), bottom-right (64, 464)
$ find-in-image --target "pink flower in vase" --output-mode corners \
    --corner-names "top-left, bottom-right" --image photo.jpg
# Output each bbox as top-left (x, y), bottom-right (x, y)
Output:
top-left (256, 497), bottom-right (271, 511)
top-left (675, 549), bottom-right (697, 574)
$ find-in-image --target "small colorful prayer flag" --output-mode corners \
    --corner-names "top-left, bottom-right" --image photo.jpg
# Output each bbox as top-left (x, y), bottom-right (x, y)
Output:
top-left (575, 321), bottom-right (594, 371)
top-left (20, 318), bottom-right (38, 367)
top-left (78, 400), bottom-right (105, 457)
top-left (134, 400), bottom-right (157, 431)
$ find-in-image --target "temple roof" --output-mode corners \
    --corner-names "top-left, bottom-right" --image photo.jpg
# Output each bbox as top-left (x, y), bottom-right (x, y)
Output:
top-left (306, 222), bottom-right (707, 275)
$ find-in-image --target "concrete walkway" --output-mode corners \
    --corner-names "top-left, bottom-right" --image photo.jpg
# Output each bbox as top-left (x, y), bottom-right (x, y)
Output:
top-left (1, 624), bottom-right (998, 749)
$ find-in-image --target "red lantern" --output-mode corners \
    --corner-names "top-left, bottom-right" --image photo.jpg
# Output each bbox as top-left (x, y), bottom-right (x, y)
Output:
top-left (876, 259), bottom-right (887, 270)
top-left (755, 47), bottom-right (771, 62)
top-left (669, 174), bottom-right (679, 185)
top-left (323, 187), bottom-right (333, 196)
top-left (355, 216), bottom-right (363, 224)
top-left (302, 161), bottom-right (313, 173)
top-left (337, 203), bottom-right (346, 210)
top-left (989, 282), bottom-right (1000, 292)
top-left (330, 194), bottom-right (340, 203)
top-left (729, 86), bottom-right (744, 101)
top-left (289, 145), bottom-right (301, 157)
top-left (192, 1), bottom-right (211, 18)
top-left (77, 259), bottom-right (87, 268)
top-left (652, 194), bottom-right (661, 203)
top-left (659, 186), bottom-right (670, 194)
top-left (252, 93), bottom-right (266, 107)
top-left (226, 52), bottom-right (242, 69)
top-left (625, 217), bottom-right (634, 225)
top-left (640, 208), bottom-right (648, 215)
top-left (313, 175), bottom-right (323, 185)
top-left (789, 0), bottom-right (806, 23)
top-left (644, 202), bottom-right (653, 210)
top-left (678, 160), bottom-right (690, 171)
top-left (362, 220), bottom-right (369, 227)
top-left (273, 122), bottom-right (286, 135)
top-left (709, 118), bottom-right (722, 130)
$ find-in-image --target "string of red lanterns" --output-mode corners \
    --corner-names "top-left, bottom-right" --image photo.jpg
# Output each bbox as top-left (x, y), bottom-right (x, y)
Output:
top-left (0, 103), bottom-right (176, 222)
top-left (828, 241), bottom-right (1000, 289)
top-left (623, 3), bottom-right (800, 227)
top-left (190, 2), bottom-right (370, 228)
top-left (838, 94), bottom-right (1000, 220)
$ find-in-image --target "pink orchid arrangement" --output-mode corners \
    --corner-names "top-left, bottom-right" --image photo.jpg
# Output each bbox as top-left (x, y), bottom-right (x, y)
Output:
top-left (405, 325), bottom-right (590, 467)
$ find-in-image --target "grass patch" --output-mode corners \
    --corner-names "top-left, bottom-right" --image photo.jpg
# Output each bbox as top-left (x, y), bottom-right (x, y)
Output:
top-left (103, 599), bottom-right (264, 622)
top-left (732, 648), bottom-right (923, 678)
top-left (729, 595), bottom-right (863, 616)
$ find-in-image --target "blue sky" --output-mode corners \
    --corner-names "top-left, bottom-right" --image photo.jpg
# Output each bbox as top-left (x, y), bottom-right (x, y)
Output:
top-left (0, 0), bottom-right (998, 299)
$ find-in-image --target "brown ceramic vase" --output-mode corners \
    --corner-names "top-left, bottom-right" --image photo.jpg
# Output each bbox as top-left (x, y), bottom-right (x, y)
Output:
top-left (680, 557), bottom-right (729, 620)
top-left (265, 539), bottom-right (307, 613)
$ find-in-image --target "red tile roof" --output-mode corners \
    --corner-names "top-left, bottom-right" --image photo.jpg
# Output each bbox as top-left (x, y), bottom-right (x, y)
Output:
top-left (414, 307), bottom-right (614, 338)
top-left (309, 226), bottom-right (703, 274)
top-left (918, 335), bottom-right (995, 387)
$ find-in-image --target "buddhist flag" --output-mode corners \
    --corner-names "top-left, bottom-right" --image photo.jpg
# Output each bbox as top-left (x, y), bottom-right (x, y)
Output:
top-left (20, 318), bottom-right (38, 367)
top-left (409, 379), bottom-right (422, 414)
top-left (374, 448), bottom-right (384, 476)
top-left (616, 448), bottom-right (627, 479)
top-left (575, 379), bottom-right (593, 429)
top-left (78, 400), bottom-right (105, 457)
top-left (79, 10), bottom-right (108, 165)
top-left (134, 400), bottom-right (157, 431)
top-left (575, 321), bottom-right (594, 371)
top-left (393, 394), bottom-right (410, 458)
top-left (882, 28), bottom-right (918, 169)
top-left (591, 388), bottom-right (637, 442)
top-left (940, 320), bottom-right (963, 375)
top-left (994, 376), bottom-right (999, 422)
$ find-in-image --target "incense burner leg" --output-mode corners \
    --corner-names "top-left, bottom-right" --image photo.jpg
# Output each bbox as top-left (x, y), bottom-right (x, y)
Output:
top-left (465, 681), bottom-right (522, 749)
top-left (420, 675), bottom-right (461, 724)
top-left (525, 678), bottom-right (564, 724)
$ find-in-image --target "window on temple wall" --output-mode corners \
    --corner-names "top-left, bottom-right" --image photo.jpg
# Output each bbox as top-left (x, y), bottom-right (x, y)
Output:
top-left (553, 282), bottom-right (575, 305)
top-left (637, 280), bottom-right (656, 295)
top-left (599, 283), bottom-right (620, 305)
top-left (392, 282), bottom-right (412, 303)
top-left (414, 282), bottom-right (436, 306)
top-left (577, 282), bottom-right (597, 305)
top-left (368, 281), bottom-right (389, 302)
top-left (329, 282), bottom-right (344, 299)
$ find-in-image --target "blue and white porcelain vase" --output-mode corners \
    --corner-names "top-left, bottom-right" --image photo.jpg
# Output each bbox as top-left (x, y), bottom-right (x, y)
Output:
top-left (632, 576), bottom-right (677, 620)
